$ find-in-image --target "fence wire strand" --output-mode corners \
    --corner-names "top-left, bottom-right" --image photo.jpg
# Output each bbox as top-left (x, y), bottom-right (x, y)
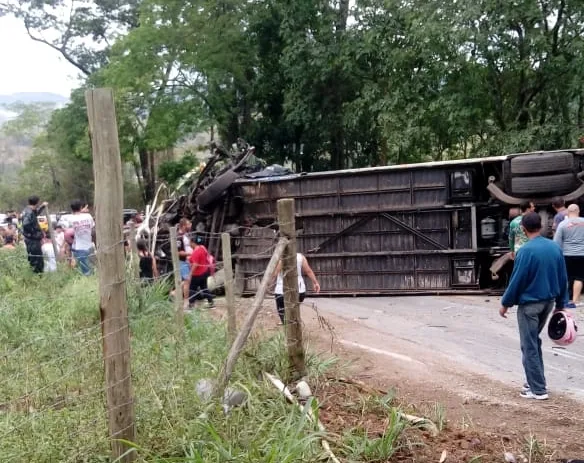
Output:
top-left (0, 219), bottom-right (335, 462)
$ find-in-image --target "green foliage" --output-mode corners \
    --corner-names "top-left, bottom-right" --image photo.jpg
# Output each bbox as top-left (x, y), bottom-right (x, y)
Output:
top-left (158, 154), bottom-right (199, 187)
top-left (0, 102), bottom-right (56, 143)
top-left (341, 408), bottom-right (408, 461)
top-left (0, 262), bottom-right (336, 461)
top-left (8, 0), bottom-right (584, 187)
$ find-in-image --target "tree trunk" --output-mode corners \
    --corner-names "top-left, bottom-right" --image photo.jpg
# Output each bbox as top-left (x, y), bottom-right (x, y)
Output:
top-left (149, 150), bottom-right (156, 199)
top-left (138, 148), bottom-right (155, 204)
top-left (578, 88), bottom-right (584, 130)
top-left (336, 0), bottom-right (350, 33)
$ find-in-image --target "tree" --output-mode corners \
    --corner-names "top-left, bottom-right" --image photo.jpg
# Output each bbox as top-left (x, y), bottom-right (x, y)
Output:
top-left (6, 0), bottom-right (584, 183)
top-left (0, 0), bottom-right (140, 76)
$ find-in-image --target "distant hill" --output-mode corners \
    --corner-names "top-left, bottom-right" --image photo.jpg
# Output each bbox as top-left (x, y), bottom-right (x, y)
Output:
top-left (0, 92), bottom-right (68, 105)
top-left (0, 93), bottom-right (67, 173)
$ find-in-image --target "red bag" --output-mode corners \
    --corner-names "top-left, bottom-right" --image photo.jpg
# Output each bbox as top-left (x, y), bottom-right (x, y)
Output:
top-left (200, 245), bottom-right (216, 276)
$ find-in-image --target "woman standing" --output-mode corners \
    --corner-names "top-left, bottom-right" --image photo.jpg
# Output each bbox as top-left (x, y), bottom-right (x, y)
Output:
top-left (272, 253), bottom-right (321, 324)
top-left (137, 239), bottom-right (159, 283)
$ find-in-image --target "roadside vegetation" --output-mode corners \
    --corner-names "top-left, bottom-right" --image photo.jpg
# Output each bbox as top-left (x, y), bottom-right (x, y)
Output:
top-left (1, 249), bottom-right (557, 462)
top-left (0, 249), bottom-right (415, 462)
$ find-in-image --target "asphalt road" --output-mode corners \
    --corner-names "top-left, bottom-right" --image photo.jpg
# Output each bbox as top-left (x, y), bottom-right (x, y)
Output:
top-left (309, 295), bottom-right (584, 401)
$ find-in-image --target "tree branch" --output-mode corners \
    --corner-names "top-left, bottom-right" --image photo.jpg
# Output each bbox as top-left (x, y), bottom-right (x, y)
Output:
top-left (24, 20), bottom-right (91, 76)
top-left (551, 0), bottom-right (566, 55)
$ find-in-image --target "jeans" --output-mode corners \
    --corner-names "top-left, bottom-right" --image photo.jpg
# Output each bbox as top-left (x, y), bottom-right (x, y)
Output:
top-left (25, 239), bottom-right (44, 273)
top-left (72, 249), bottom-right (93, 276)
top-left (517, 300), bottom-right (554, 395)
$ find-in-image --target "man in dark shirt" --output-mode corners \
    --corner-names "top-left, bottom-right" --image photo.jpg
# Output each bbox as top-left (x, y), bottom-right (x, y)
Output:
top-left (500, 212), bottom-right (569, 400)
top-left (551, 197), bottom-right (568, 236)
top-left (21, 196), bottom-right (47, 273)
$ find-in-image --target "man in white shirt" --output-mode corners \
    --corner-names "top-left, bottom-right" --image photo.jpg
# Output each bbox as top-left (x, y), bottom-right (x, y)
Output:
top-left (69, 200), bottom-right (95, 276)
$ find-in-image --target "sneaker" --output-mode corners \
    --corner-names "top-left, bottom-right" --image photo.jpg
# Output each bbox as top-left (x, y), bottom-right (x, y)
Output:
top-left (522, 383), bottom-right (530, 393)
top-left (520, 390), bottom-right (548, 400)
top-left (565, 303), bottom-right (577, 309)
top-left (206, 302), bottom-right (216, 310)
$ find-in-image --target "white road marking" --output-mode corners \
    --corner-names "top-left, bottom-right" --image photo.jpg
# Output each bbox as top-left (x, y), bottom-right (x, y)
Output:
top-left (549, 348), bottom-right (584, 363)
top-left (340, 340), bottom-right (425, 366)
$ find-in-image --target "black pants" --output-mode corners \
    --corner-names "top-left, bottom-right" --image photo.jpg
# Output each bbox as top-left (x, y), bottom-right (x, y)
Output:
top-left (189, 272), bottom-right (213, 304)
top-left (275, 293), bottom-right (306, 323)
top-left (25, 239), bottom-right (44, 274)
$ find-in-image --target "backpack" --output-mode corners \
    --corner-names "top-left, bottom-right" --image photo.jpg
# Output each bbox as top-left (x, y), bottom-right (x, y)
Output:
top-left (201, 245), bottom-right (216, 276)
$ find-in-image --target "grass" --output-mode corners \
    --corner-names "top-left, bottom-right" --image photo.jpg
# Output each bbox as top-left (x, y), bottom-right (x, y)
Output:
top-left (524, 434), bottom-right (554, 463)
top-left (340, 408), bottom-right (408, 462)
top-left (0, 249), bottom-right (334, 462)
top-left (430, 402), bottom-right (447, 432)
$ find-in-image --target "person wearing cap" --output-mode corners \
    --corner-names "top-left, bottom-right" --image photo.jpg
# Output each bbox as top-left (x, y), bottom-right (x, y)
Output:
top-left (500, 212), bottom-right (569, 400)
top-left (21, 195), bottom-right (48, 273)
top-left (554, 203), bottom-right (584, 307)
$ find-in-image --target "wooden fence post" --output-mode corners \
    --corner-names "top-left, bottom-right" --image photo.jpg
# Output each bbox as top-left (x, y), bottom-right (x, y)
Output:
top-left (277, 198), bottom-right (306, 378)
top-left (170, 226), bottom-right (184, 331)
top-left (221, 232), bottom-right (236, 343)
top-left (214, 238), bottom-right (288, 398)
top-left (45, 206), bottom-right (60, 262)
top-left (86, 88), bottom-right (136, 462)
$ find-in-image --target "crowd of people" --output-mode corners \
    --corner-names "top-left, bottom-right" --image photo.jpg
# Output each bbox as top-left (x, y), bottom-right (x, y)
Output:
top-left (501, 196), bottom-right (582, 401)
top-left (2, 196), bottom-right (98, 275)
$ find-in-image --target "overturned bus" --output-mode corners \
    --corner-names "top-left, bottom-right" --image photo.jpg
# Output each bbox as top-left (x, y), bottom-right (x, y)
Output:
top-left (161, 147), bottom-right (584, 295)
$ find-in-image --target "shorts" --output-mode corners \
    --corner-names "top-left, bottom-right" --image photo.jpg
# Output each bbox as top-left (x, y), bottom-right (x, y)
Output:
top-left (180, 261), bottom-right (191, 281)
top-left (565, 256), bottom-right (584, 282)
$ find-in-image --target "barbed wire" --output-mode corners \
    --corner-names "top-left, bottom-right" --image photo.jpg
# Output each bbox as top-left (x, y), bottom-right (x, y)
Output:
top-left (0, 219), bottom-right (326, 462)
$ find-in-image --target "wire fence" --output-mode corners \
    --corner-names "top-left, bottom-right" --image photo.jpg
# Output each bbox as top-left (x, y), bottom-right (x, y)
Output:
top-left (0, 215), bottom-right (332, 462)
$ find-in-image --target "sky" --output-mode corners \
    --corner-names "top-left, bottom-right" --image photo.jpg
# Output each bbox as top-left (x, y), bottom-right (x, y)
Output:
top-left (0, 16), bottom-right (80, 97)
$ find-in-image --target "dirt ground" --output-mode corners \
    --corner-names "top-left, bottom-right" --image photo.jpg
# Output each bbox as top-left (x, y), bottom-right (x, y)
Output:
top-left (210, 296), bottom-right (584, 462)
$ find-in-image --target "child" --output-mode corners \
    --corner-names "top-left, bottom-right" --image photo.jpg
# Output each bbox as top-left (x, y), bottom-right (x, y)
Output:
top-left (186, 235), bottom-right (214, 309)
top-left (41, 234), bottom-right (57, 272)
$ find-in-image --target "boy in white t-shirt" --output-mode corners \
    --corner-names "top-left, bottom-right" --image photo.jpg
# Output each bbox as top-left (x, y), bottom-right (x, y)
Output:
top-left (69, 200), bottom-right (95, 276)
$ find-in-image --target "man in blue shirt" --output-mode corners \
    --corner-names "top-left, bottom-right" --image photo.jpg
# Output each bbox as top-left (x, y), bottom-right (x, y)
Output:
top-left (500, 212), bottom-right (569, 400)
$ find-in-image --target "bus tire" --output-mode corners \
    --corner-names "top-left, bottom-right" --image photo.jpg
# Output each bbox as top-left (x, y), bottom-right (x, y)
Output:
top-left (510, 151), bottom-right (574, 175)
top-left (511, 173), bottom-right (577, 195)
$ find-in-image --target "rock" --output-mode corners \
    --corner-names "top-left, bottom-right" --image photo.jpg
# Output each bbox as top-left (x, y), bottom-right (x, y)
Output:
top-left (504, 452), bottom-right (516, 463)
top-left (195, 378), bottom-right (215, 402)
top-left (223, 387), bottom-right (248, 414)
top-left (470, 438), bottom-right (481, 448)
top-left (296, 381), bottom-right (312, 399)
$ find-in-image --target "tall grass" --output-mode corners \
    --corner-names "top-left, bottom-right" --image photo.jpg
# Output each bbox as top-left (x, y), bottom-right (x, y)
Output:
top-left (0, 250), bottom-right (331, 462)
